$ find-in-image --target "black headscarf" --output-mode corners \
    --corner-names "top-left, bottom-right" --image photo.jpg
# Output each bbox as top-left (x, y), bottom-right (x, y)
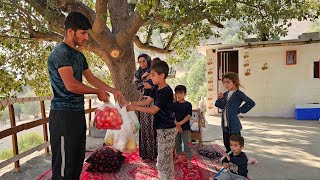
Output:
top-left (134, 54), bottom-right (152, 81)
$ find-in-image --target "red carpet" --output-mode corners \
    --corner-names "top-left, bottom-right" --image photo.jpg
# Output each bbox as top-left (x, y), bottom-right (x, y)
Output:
top-left (37, 144), bottom-right (225, 180)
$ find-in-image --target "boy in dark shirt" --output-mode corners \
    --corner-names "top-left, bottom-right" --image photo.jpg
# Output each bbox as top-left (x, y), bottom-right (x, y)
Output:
top-left (173, 85), bottom-right (193, 168)
top-left (215, 134), bottom-right (248, 180)
top-left (126, 61), bottom-right (177, 180)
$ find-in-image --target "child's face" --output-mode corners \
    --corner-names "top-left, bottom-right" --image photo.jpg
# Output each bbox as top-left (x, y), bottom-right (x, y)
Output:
top-left (223, 78), bottom-right (237, 91)
top-left (230, 140), bottom-right (244, 154)
top-left (175, 92), bottom-right (186, 101)
top-left (150, 70), bottom-right (164, 85)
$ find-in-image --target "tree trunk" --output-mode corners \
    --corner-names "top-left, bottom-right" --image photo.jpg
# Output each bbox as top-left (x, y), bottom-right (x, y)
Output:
top-left (107, 42), bottom-right (140, 101)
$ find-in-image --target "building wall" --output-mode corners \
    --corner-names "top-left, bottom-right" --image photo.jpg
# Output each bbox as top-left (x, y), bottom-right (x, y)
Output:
top-left (206, 49), bottom-right (218, 115)
top-left (206, 43), bottom-right (320, 117)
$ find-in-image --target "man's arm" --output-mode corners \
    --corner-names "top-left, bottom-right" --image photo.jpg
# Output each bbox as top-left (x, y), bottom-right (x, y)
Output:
top-left (59, 66), bottom-right (101, 94)
top-left (83, 68), bottom-right (117, 94)
top-left (58, 66), bottom-right (109, 102)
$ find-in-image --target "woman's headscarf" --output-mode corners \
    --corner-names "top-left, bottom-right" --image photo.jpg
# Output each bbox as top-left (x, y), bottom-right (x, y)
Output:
top-left (134, 54), bottom-right (152, 81)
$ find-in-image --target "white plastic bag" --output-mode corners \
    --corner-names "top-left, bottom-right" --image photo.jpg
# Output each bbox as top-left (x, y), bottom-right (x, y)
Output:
top-left (104, 104), bottom-right (140, 152)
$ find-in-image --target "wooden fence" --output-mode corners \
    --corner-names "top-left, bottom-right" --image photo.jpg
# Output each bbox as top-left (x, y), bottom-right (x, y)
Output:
top-left (0, 96), bottom-right (97, 171)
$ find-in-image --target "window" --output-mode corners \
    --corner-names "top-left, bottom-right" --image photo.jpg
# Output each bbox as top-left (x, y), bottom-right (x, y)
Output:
top-left (286, 50), bottom-right (297, 65)
top-left (314, 61), bottom-right (319, 78)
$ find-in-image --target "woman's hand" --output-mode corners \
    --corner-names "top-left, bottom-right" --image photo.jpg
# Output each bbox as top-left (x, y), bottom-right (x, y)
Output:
top-left (218, 92), bottom-right (223, 99)
top-left (143, 82), bottom-right (152, 89)
top-left (141, 72), bottom-right (149, 79)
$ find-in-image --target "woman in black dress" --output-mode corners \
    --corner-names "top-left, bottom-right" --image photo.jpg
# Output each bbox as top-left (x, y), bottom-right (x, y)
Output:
top-left (134, 54), bottom-right (157, 160)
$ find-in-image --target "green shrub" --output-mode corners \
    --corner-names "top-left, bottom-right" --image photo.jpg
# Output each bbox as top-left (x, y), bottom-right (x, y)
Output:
top-left (0, 149), bottom-right (13, 160)
top-left (0, 132), bottom-right (43, 160)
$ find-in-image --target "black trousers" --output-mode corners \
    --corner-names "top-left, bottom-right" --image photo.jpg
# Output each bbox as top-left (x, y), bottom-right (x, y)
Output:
top-left (49, 110), bottom-right (86, 180)
top-left (223, 129), bottom-right (241, 153)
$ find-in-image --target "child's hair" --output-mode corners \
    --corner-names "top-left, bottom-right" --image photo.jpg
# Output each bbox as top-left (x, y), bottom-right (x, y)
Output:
top-left (174, 85), bottom-right (187, 94)
top-left (222, 72), bottom-right (241, 89)
top-left (152, 57), bottom-right (162, 63)
top-left (64, 12), bottom-right (92, 31)
top-left (151, 61), bottom-right (169, 78)
top-left (230, 134), bottom-right (244, 147)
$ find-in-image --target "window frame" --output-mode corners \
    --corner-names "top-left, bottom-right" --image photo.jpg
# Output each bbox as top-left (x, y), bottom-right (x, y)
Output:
top-left (286, 50), bottom-right (297, 65)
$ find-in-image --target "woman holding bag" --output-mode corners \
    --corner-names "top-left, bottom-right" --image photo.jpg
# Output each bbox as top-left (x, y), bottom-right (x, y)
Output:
top-left (133, 54), bottom-right (157, 160)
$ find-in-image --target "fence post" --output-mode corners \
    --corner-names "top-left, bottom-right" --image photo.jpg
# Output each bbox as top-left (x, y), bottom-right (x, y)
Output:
top-left (8, 104), bottom-right (20, 171)
top-left (88, 99), bottom-right (92, 136)
top-left (40, 101), bottom-right (49, 154)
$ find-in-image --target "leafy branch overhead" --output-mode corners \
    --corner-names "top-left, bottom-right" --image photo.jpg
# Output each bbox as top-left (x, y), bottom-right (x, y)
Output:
top-left (0, 0), bottom-right (319, 98)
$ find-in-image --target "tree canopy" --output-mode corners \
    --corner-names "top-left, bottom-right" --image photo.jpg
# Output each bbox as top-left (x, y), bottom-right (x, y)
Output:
top-left (0, 0), bottom-right (319, 99)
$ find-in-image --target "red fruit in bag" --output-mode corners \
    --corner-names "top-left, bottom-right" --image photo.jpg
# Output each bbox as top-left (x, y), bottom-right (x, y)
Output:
top-left (103, 111), bottom-right (109, 117)
top-left (117, 120), bottom-right (123, 126)
top-left (110, 122), bottom-right (117, 127)
top-left (105, 117), bottom-right (112, 124)
top-left (94, 105), bottom-right (123, 130)
top-left (96, 123), bottom-right (103, 130)
top-left (100, 116), bottom-right (106, 123)
top-left (95, 115), bottom-right (101, 121)
top-left (97, 118), bottom-right (104, 126)
top-left (104, 123), bottom-right (110, 129)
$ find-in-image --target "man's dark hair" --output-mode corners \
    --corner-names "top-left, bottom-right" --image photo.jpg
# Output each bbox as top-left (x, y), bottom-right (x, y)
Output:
top-left (230, 134), bottom-right (244, 147)
top-left (151, 61), bottom-right (169, 78)
top-left (175, 85), bottom-right (187, 94)
top-left (64, 12), bottom-right (92, 31)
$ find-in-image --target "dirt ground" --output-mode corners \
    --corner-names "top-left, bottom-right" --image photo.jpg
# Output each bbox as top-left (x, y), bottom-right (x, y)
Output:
top-left (0, 116), bottom-right (319, 180)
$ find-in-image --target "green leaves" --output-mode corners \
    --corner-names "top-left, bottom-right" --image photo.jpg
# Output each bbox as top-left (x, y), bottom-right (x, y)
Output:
top-left (1, 0), bottom-right (319, 99)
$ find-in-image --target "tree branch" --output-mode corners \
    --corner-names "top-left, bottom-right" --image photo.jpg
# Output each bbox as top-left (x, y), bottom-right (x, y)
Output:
top-left (29, 31), bottom-right (63, 42)
top-left (92, 0), bottom-right (108, 34)
top-left (146, 22), bottom-right (154, 44)
top-left (0, 35), bottom-right (35, 40)
top-left (164, 30), bottom-right (178, 50)
top-left (133, 36), bottom-right (173, 54)
top-left (116, 11), bottom-right (148, 47)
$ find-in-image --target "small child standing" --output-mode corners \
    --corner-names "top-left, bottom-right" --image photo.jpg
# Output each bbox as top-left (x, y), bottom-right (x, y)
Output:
top-left (126, 61), bottom-right (177, 180)
top-left (216, 135), bottom-right (248, 180)
top-left (173, 85), bottom-right (193, 168)
top-left (215, 72), bottom-right (255, 153)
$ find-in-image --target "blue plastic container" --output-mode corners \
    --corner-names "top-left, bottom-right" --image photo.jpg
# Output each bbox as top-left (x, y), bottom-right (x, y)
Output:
top-left (295, 104), bottom-right (320, 120)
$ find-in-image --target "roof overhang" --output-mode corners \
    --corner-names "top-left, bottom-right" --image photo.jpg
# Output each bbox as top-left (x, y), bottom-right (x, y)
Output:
top-left (196, 37), bottom-right (320, 55)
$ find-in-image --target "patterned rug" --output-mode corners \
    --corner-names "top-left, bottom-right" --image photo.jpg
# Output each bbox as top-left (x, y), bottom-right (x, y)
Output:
top-left (37, 144), bottom-right (226, 180)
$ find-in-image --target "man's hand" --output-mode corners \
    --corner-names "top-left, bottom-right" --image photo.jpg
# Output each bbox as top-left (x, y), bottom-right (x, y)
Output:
top-left (97, 90), bottom-right (110, 102)
top-left (218, 92), bottom-right (223, 99)
top-left (126, 105), bottom-right (136, 112)
top-left (114, 91), bottom-right (124, 103)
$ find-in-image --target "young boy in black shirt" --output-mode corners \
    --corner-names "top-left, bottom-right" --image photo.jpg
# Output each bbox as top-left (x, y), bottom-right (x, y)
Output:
top-left (173, 85), bottom-right (193, 168)
top-left (127, 61), bottom-right (177, 180)
top-left (215, 134), bottom-right (248, 180)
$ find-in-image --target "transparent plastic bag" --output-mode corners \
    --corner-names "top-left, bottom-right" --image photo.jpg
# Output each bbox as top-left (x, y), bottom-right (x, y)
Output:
top-left (104, 104), bottom-right (139, 153)
top-left (94, 102), bottom-right (123, 130)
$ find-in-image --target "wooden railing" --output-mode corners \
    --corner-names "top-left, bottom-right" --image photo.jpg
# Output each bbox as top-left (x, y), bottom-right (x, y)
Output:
top-left (0, 96), bottom-right (97, 171)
